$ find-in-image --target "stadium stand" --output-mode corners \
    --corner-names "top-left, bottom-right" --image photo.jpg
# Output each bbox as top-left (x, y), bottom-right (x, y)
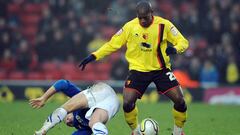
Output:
top-left (0, 0), bottom-right (239, 85)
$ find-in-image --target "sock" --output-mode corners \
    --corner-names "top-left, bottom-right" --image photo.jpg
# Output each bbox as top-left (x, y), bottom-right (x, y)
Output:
top-left (42, 108), bottom-right (67, 131)
top-left (173, 108), bottom-right (187, 128)
top-left (124, 106), bottom-right (138, 130)
top-left (92, 122), bottom-right (108, 135)
top-left (173, 125), bottom-right (183, 135)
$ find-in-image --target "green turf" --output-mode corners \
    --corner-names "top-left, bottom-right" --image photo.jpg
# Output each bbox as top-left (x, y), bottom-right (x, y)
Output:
top-left (0, 101), bottom-right (240, 135)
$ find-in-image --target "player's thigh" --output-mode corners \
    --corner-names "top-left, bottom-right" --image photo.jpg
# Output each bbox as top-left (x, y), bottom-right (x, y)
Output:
top-left (124, 70), bottom-right (151, 99)
top-left (72, 129), bottom-right (92, 135)
top-left (153, 68), bottom-right (179, 94)
top-left (89, 83), bottom-right (116, 106)
top-left (62, 92), bottom-right (88, 112)
top-left (88, 108), bottom-right (108, 127)
top-left (85, 95), bottom-right (120, 123)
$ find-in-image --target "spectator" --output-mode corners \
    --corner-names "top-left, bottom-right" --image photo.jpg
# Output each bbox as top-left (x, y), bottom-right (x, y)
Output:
top-left (0, 32), bottom-right (11, 57)
top-left (69, 32), bottom-right (86, 61)
top-left (87, 33), bottom-right (106, 54)
top-left (0, 0), bottom-right (7, 18)
top-left (0, 49), bottom-right (16, 72)
top-left (15, 40), bottom-right (32, 72)
top-left (226, 56), bottom-right (239, 84)
top-left (51, 29), bottom-right (69, 61)
top-left (188, 57), bottom-right (201, 80)
top-left (108, 0), bottom-right (130, 26)
top-left (35, 33), bottom-right (49, 63)
top-left (200, 60), bottom-right (219, 89)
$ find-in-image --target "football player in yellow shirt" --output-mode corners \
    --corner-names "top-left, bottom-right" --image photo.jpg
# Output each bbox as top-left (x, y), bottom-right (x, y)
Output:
top-left (79, 1), bottom-right (189, 135)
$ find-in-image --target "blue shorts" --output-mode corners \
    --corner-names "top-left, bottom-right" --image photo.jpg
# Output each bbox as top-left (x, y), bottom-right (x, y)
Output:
top-left (72, 129), bottom-right (92, 135)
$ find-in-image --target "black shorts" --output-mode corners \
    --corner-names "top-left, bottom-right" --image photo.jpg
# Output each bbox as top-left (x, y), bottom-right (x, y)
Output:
top-left (124, 68), bottom-right (179, 98)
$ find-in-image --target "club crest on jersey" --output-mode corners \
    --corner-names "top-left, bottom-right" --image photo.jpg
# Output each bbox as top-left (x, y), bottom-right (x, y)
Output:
top-left (142, 33), bottom-right (148, 40)
top-left (115, 29), bottom-right (123, 35)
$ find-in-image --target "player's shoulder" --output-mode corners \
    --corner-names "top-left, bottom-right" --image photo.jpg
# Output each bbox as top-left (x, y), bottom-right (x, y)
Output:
top-left (154, 16), bottom-right (172, 25)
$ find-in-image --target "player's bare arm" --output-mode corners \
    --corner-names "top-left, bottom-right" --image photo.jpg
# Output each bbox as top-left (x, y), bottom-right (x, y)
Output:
top-left (29, 86), bottom-right (57, 109)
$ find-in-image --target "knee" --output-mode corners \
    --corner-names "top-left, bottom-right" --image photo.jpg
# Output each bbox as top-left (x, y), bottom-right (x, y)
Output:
top-left (89, 120), bottom-right (95, 128)
top-left (123, 99), bottom-right (135, 112)
top-left (174, 98), bottom-right (187, 112)
top-left (62, 105), bottom-right (72, 112)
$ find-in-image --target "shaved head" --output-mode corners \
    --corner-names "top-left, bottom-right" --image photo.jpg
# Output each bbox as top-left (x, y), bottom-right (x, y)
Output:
top-left (136, 0), bottom-right (153, 28)
top-left (136, 0), bottom-right (153, 15)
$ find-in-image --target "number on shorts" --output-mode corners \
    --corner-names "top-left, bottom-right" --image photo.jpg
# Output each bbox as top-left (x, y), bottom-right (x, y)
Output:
top-left (166, 72), bottom-right (176, 81)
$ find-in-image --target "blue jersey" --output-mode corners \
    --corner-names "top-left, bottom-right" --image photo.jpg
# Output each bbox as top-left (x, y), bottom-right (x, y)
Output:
top-left (53, 79), bottom-right (92, 135)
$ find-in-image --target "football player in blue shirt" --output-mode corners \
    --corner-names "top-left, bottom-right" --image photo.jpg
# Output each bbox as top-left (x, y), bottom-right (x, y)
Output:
top-left (30, 79), bottom-right (120, 135)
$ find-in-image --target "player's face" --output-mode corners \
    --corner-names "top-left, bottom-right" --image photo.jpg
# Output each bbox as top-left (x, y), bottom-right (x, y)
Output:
top-left (137, 12), bottom-right (153, 28)
top-left (64, 113), bottom-right (74, 127)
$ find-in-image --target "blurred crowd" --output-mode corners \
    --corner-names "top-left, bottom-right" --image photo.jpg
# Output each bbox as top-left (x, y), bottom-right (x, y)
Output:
top-left (0, 0), bottom-right (239, 87)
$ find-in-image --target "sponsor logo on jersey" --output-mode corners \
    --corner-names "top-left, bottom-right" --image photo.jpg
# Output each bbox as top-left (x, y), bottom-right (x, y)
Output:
top-left (141, 42), bottom-right (151, 48)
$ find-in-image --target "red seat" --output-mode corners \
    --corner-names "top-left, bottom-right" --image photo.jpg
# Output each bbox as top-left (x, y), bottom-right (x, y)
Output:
top-left (96, 63), bottom-right (111, 72)
top-left (42, 62), bottom-right (57, 71)
top-left (158, 1), bottom-right (173, 13)
top-left (21, 26), bottom-right (38, 36)
top-left (60, 63), bottom-right (78, 73)
top-left (0, 70), bottom-right (7, 80)
top-left (81, 72), bottom-right (97, 81)
top-left (101, 26), bottom-right (117, 39)
top-left (83, 63), bottom-right (95, 73)
top-left (23, 4), bottom-right (42, 13)
top-left (97, 72), bottom-right (110, 80)
top-left (7, 4), bottom-right (20, 14)
top-left (27, 71), bottom-right (45, 80)
top-left (44, 70), bottom-right (62, 80)
top-left (63, 71), bottom-right (84, 80)
top-left (8, 71), bottom-right (26, 80)
top-left (20, 14), bottom-right (41, 24)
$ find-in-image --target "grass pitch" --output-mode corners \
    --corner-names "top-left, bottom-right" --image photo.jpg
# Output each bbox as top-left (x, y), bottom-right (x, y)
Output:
top-left (0, 101), bottom-right (240, 135)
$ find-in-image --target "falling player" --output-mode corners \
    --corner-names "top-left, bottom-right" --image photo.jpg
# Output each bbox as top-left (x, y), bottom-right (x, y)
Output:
top-left (30, 79), bottom-right (120, 135)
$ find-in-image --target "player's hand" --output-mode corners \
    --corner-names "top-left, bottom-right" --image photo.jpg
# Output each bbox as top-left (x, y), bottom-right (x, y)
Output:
top-left (166, 46), bottom-right (177, 56)
top-left (78, 54), bottom-right (96, 70)
top-left (29, 97), bottom-right (46, 109)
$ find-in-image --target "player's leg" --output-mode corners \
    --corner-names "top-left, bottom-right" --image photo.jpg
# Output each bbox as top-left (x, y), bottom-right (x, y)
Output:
top-left (89, 108), bottom-right (109, 135)
top-left (84, 83), bottom-right (120, 135)
top-left (123, 88), bottom-right (139, 131)
top-left (123, 70), bottom-right (151, 134)
top-left (153, 69), bottom-right (186, 135)
top-left (34, 107), bottom-right (68, 135)
top-left (35, 92), bottom-right (88, 135)
top-left (165, 86), bottom-right (187, 135)
top-left (61, 92), bottom-right (88, 112)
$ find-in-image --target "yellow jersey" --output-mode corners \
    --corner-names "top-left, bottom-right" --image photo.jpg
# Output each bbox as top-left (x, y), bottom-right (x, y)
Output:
top-left (92, 16), bottom-right (189, 72)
